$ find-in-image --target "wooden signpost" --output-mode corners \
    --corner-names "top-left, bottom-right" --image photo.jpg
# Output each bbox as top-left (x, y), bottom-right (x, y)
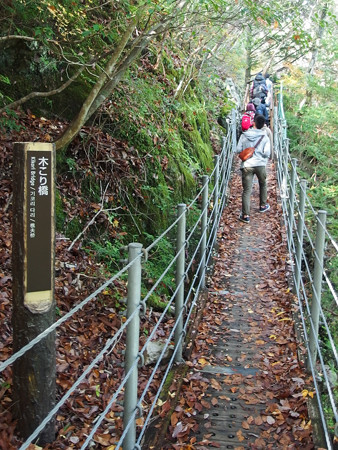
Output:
top-left (12, 142), bottom-right (56, 444)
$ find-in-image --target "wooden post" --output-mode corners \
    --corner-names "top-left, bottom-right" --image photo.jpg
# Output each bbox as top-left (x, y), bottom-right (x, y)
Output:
top-left (12, 142), bottom-right (56, 444)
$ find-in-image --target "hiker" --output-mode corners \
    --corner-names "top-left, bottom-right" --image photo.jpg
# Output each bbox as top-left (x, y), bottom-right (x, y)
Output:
top-left (246, 102), bottom-right (256, 116)
top-left (265, 73), bottom-right (273, 107)
top-left (250, 72), bottom-right (268, 101)
top-left (263, 123), bottom-right (274, 160)
top-left (265, 73), bottom-right (273, 91)
top-left (252, 97), bottom-right (269, 122)
top-left (241, 102), bottom-right (256, 132)
top-left (236, 114), bottom-right (271, 223)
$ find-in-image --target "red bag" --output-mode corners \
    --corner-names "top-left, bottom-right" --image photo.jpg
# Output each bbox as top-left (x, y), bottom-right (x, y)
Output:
top-left (241, 114), bottom-right (251, 132)
top-left (238, 135), bottom-right (264, 161)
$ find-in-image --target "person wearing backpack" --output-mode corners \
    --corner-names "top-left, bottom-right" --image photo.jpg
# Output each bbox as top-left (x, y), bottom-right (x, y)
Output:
top-left (250, 72), bottom-right (268, 101)
top-left (252, 97), bottom-right (269, 122)
top-left (241, 103), bottom-right (256, 132)
top-left (246, 102), bottom-right (256, 120)
top-left (236, 114), bottom-right (271, 224)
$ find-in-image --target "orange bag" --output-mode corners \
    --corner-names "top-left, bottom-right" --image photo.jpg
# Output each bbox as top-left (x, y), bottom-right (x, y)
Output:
top-left (239, 146), bottom-right (255, 161)
top-left (238, 135), bottom-right (264, 161)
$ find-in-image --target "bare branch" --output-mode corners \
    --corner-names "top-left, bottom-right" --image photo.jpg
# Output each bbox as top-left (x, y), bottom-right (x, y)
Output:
top-left (0, 34), bottom-right (59, 45)
top-left (0, 67), bottom-right (85, 114)
top-left (67, 184), bottom-right (122, 251)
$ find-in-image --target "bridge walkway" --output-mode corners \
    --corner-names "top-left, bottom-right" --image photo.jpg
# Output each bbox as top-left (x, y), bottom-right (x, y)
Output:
top-left (155, 160), bottom-right (315, 449)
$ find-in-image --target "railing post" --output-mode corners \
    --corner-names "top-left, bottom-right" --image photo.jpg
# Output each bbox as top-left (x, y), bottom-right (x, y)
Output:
top-left (212, 155), bottom-right (220, 248)
top-left (220, 143), bottom-right (226, 202)
top-left (174, 204), bottom-right (186, 362)
top-left (282, 118), bottom-right (287, 141)
top-left (231, 108), bottom-right (237, 154)
top-left (287, 158), bottom-right (298, 248)
top-left (221, 135), bottom-right (226, 152)
top-left (123, 243), bottom-right (142, 450)
top-left (200, 175), bottom-right (209, 289)
top-left (294, 179), bottom-right (307, 294)
top-left (280, 137), bottom-right (289, 199)
top-left (307, 210), bottom-right (327, 372)
top-left (273, 106), bottom-right (278, 160)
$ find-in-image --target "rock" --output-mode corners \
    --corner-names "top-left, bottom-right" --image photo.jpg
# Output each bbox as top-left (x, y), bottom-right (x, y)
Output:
top-left (144, 340), bottom-right (174, 366)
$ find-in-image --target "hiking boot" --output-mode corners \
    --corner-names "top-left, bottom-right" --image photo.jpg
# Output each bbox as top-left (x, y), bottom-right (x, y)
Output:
top-left (239, 214), bottom-right (250, 223)
top-left (259, 204), bottom-right (270, 213)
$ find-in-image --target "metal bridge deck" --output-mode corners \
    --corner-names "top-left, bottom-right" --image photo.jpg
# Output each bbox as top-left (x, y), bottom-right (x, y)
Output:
top-left (170, 163), bottom-right (314, 449)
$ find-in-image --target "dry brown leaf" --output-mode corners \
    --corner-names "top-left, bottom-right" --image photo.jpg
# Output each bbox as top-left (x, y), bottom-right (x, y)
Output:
top-left (237, 430), bottom-right (245, 442)
top-left (242, 420), bottom-right (250, 430)
top-left (255, 415), bottom-right (263, 425)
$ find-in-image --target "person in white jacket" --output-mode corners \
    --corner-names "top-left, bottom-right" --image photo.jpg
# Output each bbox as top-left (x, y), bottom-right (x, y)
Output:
top-left (265, 73), bottom-right (273, 108)
top-left (236, 114), bottom-right (271, 223)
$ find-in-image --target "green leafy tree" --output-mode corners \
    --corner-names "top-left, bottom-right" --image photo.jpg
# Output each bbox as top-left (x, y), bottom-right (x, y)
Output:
top-left (1, 0), bottom-right (334, 149)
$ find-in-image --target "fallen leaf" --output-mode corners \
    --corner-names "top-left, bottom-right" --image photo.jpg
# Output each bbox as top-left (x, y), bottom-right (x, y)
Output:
top-left (237, 430), bottom-right (245, 441)
top-left (242, 420), bottom-right (250, 430)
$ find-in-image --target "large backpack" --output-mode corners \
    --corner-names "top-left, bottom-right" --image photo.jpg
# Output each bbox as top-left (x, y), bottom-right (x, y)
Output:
top-left (245, 110), bottom-right (255, 126)
top-left (241, 113), bottom-right (252, 132)
top-left (252, 74), bottom-right (268, 99)
top-left (252, 84), bottom-right (267, 99)
top-left (255, 104), bottom-right (263, 115)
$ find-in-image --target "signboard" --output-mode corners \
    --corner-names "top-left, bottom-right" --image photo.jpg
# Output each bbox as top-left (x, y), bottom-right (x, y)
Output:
top-left (24, 143), bottom-right (55, 313)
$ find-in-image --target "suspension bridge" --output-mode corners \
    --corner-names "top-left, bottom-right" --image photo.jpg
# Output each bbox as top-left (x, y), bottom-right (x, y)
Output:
top-left (0, 86), bottom-right (337, 449)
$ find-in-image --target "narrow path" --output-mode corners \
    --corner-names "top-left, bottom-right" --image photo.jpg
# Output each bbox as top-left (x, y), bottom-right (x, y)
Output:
top-left (164, 161), bottom-right (315, 449)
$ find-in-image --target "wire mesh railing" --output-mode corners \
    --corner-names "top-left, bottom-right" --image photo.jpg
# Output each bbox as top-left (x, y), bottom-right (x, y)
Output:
top-left (0, 110), bottom-right (237, 449)
top-left (274, 85), bottom-right (338, 449)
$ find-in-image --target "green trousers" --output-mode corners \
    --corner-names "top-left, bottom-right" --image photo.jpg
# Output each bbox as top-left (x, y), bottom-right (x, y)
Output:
top-left (241, 166), bottom-right (267, 216)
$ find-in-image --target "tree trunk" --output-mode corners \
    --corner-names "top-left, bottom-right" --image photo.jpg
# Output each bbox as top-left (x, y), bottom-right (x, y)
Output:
top-left (308, 4), bottom-right (327, 75)
top-left (54, 13), bottom-right (170, 151)
top-left (299, 3), bottom-right (327, 109)
top-left (54, 15), bottom-right (138, 150)
top-left (245, 26), bottom-right (253, 82)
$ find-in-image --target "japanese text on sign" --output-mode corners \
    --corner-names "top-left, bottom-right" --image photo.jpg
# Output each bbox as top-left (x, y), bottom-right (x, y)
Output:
top-left (28, 156), bottom-right (49, 238)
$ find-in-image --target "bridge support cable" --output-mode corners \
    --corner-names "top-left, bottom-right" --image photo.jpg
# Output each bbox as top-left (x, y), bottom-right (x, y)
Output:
top-left (275, 84), bottom-right (337, 449)
top-left (3, 113), bottom-right (237, 449)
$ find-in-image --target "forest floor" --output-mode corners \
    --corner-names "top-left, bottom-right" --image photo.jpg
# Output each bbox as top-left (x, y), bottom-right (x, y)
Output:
top-left (152, 160), bottom-right (317, 449)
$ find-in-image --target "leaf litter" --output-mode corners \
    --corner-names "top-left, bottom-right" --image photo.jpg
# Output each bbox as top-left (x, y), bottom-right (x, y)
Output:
top-left (163, 161), bottom-right (315, 449)
top-left (0, 117), bottom-right (315, 449)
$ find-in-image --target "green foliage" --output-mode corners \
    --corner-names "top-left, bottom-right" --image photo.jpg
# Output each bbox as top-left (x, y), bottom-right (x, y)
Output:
top-left (146, 293), bottom-right (171, 311)
top-left (98, 65), bottom-right (214, 236)
top-left (88, 232), bottom-right (176, 312)
top-left (142, 232), bottom-right (176, 297)
top-left (88, 239), bottom-right (125, 274)
top-left (220, 91), bottom-right (237, 117)
top-left (81, 174), bottom-right (101, 203)
top-left (0, 108), bottom-right (22, 132)
top-left (0, 74), bottom-right (10, 85)
top-left (283, 67), bottom-right (338, 431)
top-left (283, 71), bottom-right (338, 237)
top-left (65, 216), bottom-right (82, 241)
top-left (55, 190), bottom-right (66, 232)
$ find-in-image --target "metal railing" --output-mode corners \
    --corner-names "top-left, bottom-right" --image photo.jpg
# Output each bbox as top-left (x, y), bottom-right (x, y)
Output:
top-left (0, 111), bottom-right (237, 449)
top-left (274, 85), bottom-right (338, 449)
